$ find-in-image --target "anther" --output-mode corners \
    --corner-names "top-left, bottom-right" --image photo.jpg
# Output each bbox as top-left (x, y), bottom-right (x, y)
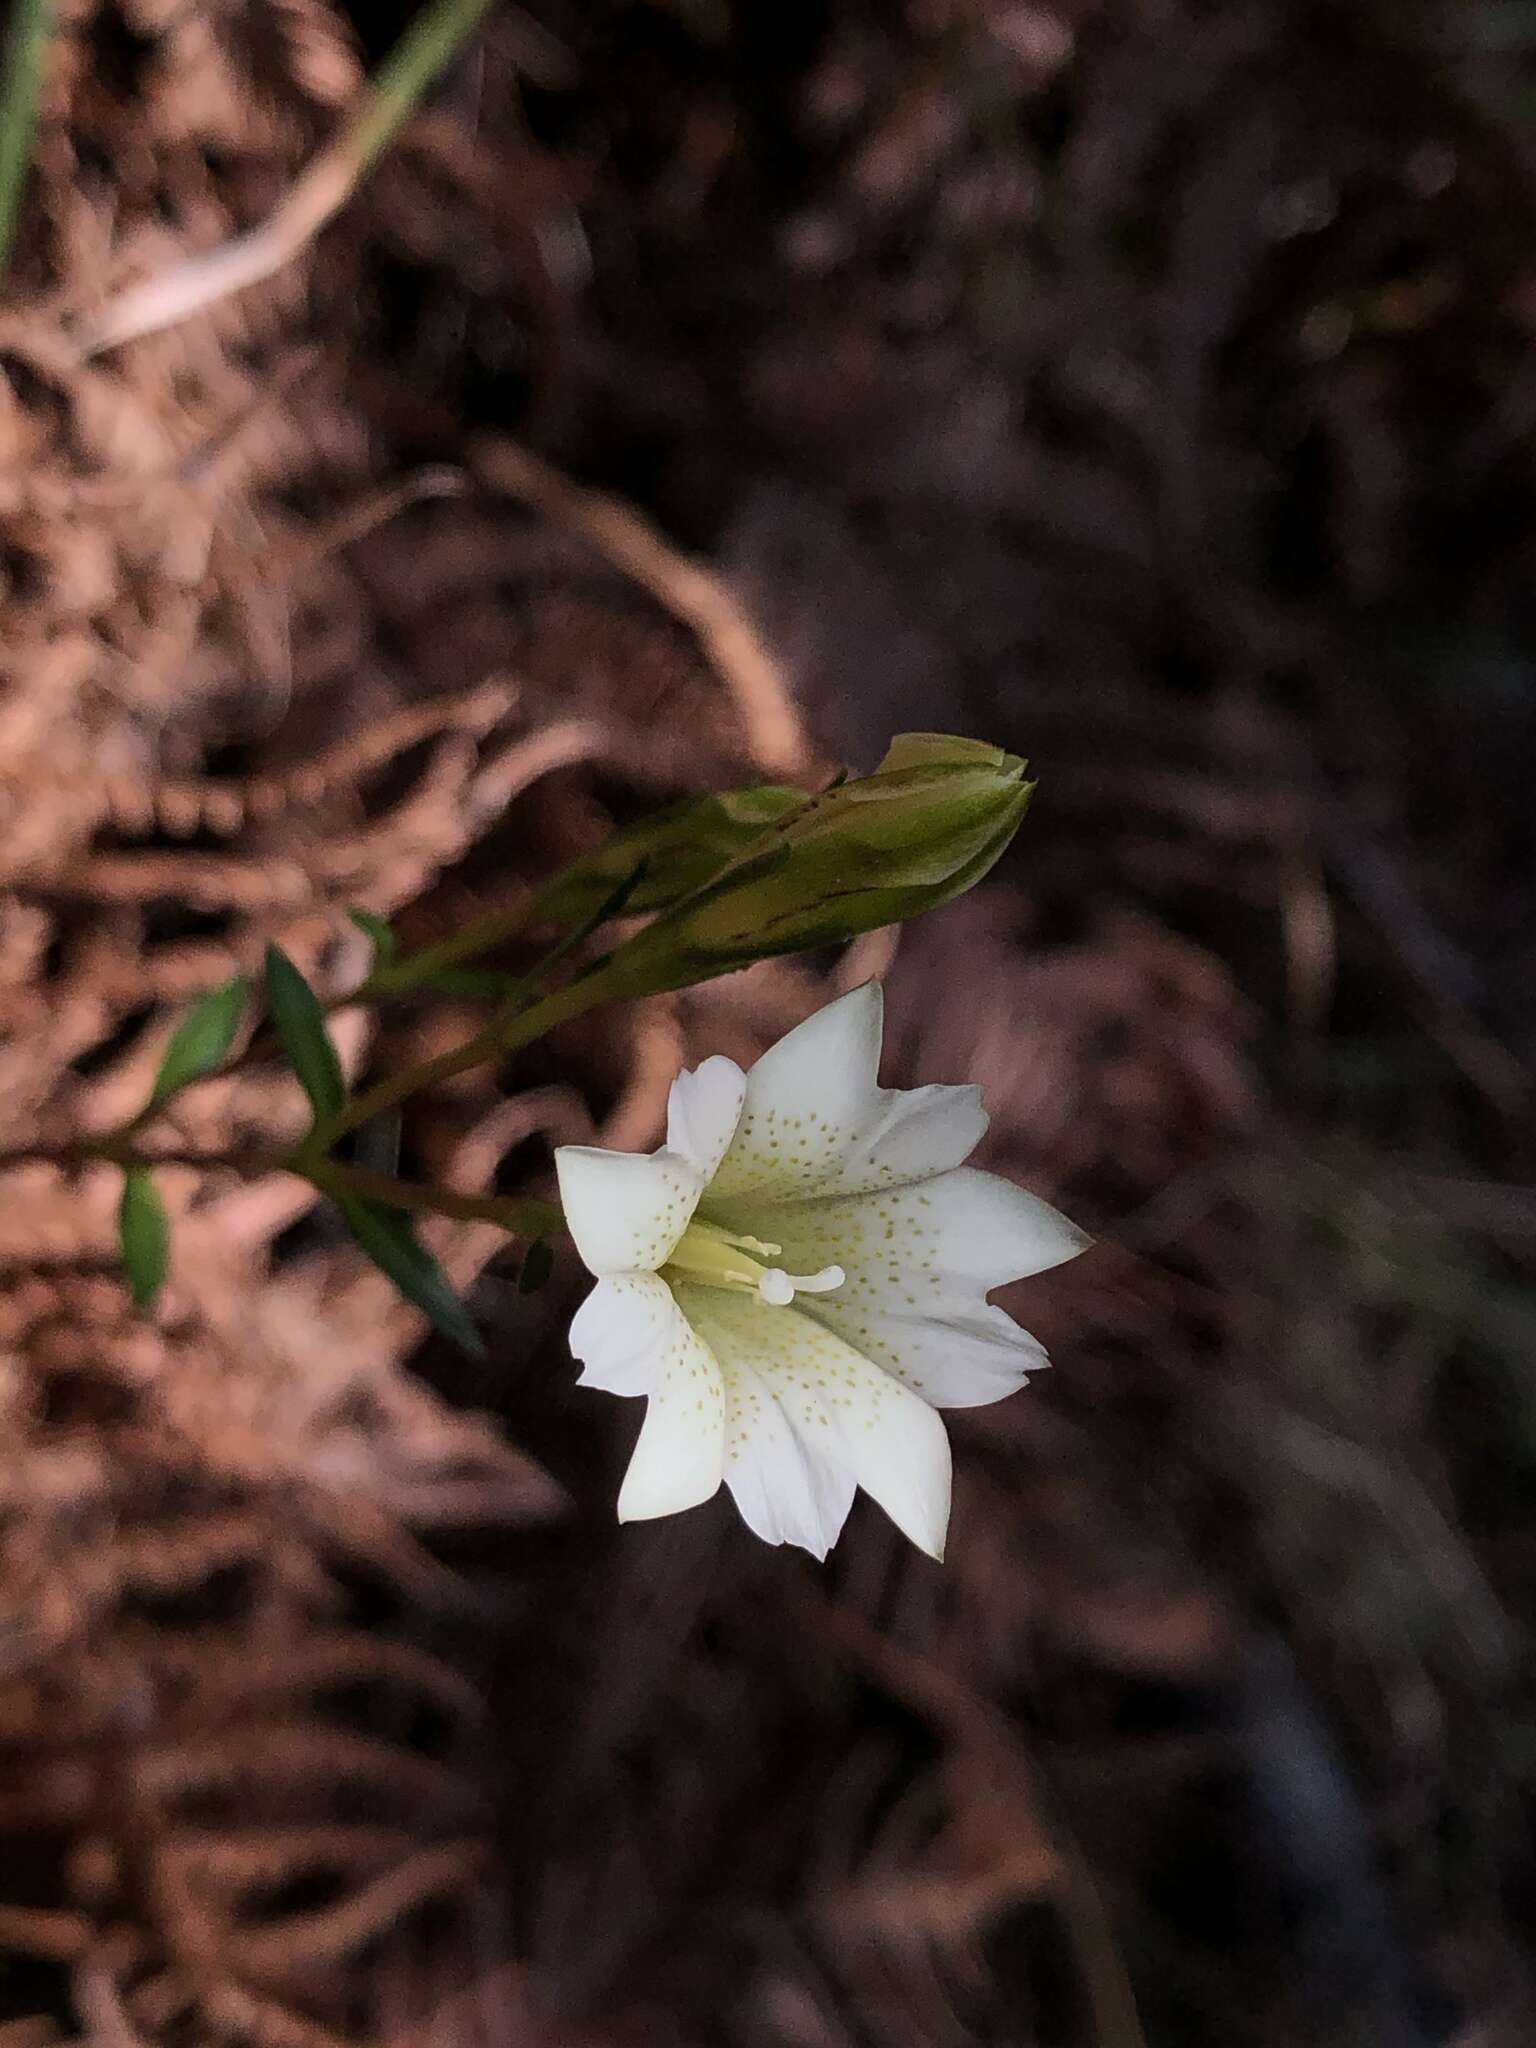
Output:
top-left (758, 1264), bottom-right (845, 1307)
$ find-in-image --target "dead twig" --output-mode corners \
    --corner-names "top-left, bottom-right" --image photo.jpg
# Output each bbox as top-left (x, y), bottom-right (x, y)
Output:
top-left (470, 434), bottom-right (814, 777)
top-left (65, 0), bottom-right (497, 361)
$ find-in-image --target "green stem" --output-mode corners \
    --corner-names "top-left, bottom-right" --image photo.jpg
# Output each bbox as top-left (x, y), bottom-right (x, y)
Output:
top-left (0, 0), bottom-right (55, 278)
top-left (364, 889), bottom-right (543, 996)
top-left (297, 1158), bottom-right (560, 1236)
top-left (347, 0), bottom-right (496, 179)
top-left (308, 966), bottom-right (612, 1150)
top-left (0, 1138), bottom-right (560, 1239)
top-left (365, 851), bottom-right (640, 1000)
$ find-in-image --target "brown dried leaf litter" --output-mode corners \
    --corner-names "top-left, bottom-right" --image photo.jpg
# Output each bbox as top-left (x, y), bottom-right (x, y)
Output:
top-left (3, 4), bottom-right (1534, 2048)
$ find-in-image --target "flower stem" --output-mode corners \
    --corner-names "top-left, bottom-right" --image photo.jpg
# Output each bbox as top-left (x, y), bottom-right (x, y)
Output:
top-left (297, 1159), bottom-right (561, 1236)
top-left (362, 892), bottom-right (542, 996)
top-left (0, 1139), bottom-right (561, 1240)
top-left (306, 965), bottom-right (612, 1150)
top-left (0, 0), bottom-right (56, 278)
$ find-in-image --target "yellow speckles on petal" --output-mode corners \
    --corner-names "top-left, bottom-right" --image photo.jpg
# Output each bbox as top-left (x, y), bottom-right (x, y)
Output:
top-left (565, 989), bottom-right (1083, 1558)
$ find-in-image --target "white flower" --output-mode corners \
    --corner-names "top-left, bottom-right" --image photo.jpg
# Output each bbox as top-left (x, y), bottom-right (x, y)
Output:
top-left (554, 983), bottom-right (1088, 1561)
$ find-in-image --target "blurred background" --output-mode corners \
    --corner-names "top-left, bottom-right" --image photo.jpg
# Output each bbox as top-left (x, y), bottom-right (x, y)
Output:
top-left (2, 2), bottom-right (1534, 2044)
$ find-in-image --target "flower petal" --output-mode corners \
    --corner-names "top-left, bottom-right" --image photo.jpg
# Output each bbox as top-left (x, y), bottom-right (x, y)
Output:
top-left (711, 981), bottom-right (885, 1205)
top-left (666, 1054), bottom-right (747, 1180)
top-left (757, 1164), bottom-right (1088, 1292)
top-left (614, 1294), bottom-right (727, 1522)
top-left (569, 1272), bottom-right (680, 1395)
top-left (554, 1143), bottom-right (703, 1277)
top-left (802, 1302), bottom-right (1047, 1408)
top-left (705, 982), bottom-right (988, 1209)
top-left (675, 1284), bottom-right (951, 1560)
top-left (719, 1357), bottom-right (856, 1558)
top-left (750, 1166), bottom-right (1088, 1407)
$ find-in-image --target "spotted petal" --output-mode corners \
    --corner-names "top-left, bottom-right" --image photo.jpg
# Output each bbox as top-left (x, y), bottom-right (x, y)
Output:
top-left (568, 1272), bottom-right (728, 1521)
top-left (718, 1357), bottom-right (857, 1559)
top-left (703, 982), bottom-right (987, 1210)
top-left (554, 1144), bottom-right (704, 1276)
top-left (750, 1167), bottom-right (1089, 1406)
top-left (666, 1054), bottom-right (746, 1180)
top-left (675, 1283), bottom-right (951, 1559)
top-left (569, 1272), bottom-right (681, 1395)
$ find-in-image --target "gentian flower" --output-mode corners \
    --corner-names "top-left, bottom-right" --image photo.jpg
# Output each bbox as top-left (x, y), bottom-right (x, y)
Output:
top-left (554, 984), bottom-right (1087, 1559)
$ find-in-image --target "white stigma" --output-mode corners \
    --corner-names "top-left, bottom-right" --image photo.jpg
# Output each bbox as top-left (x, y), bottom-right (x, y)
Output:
top-left (757, 1264), bottom-right (846, 1308)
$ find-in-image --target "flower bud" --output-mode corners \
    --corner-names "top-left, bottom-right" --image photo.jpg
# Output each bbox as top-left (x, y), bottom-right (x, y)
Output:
top-left (599, 733), bottom-right (1032, 997)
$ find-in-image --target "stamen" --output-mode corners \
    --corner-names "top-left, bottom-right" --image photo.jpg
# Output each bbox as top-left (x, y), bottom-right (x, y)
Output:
top-left (685, 1220), bottom-right (782, 1258)
top-left (797, 1264), bottom-right (846, 1294)
top-left (665, 1220), bottom-right (844, 1305)
top-left (664, 1219), bottom-right (786, 1294)
top-left (733, 1232), bottom-right (783, 1259)
top-left (758, 1264), bottom-right (846, 1307)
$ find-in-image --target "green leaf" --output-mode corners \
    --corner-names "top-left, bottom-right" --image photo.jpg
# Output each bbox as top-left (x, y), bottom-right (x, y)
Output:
top-left (348, 908), bottom-right (397, 967)
top-left (119, 1169), bottom-right (169, 1310)
top-left (517, 1238), bottom-right (554, 1295)
top-left (148, 974), bottom-right (248, 1107)
top-left (265, 943), bottom-right (345, 1125)
top-left (338, 1197), bottom-right (484, 1356)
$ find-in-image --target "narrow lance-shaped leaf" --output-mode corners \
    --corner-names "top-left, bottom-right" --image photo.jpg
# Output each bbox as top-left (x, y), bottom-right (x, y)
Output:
top-left (147, 974), bottom-right (248, 1107)
top-left (348, 908), bottom-right (397, 969)
top-left (265, 942), bottom-right (345, 1125)
top-left (338, 1197), bottom-right (484, 1357)
top-left (119, 1169), bottom-right (169, 1310)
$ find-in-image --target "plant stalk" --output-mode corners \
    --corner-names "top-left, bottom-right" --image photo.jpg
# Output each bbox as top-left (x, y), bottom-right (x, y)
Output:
top-left (0, 1138), bottom-right (560, 1239)
top-left (0, 0), bottom-right (56, 278)
top-left (307, 967), bottom-right (609, 1150)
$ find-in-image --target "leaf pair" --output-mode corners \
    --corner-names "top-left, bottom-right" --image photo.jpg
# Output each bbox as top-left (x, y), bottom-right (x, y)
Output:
top-left (265, 942), bottom-right (487, 1353)
top-left (117, 973), bottom-right (248, 1308)
top-left (118, 946), bottom-right (493, 1354)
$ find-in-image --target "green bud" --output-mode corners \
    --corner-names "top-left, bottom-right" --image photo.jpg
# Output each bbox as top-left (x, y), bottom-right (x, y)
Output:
top-left (597, 733), bottom-right (1032, 997)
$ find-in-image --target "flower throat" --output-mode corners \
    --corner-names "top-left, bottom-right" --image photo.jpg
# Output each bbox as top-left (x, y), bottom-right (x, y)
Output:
top-left (662, 1217), bottom-right (844, 1309)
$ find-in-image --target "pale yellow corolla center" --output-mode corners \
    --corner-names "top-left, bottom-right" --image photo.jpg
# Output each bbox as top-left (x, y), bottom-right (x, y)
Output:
top-left (661, 1216), bottom-right (845, 1309)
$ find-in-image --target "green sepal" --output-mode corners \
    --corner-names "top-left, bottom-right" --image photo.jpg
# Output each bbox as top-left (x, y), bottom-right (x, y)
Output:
top-left (365, 786), bottom-right (803, 995)
top-left (535, 785), bottom-right (806, 926)
top-left (596, 733), bottom-right (1034, 999)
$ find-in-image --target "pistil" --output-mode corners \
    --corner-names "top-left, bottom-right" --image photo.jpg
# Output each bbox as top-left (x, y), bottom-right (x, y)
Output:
top-left (664, 1218), bottom-right (845, 1308)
